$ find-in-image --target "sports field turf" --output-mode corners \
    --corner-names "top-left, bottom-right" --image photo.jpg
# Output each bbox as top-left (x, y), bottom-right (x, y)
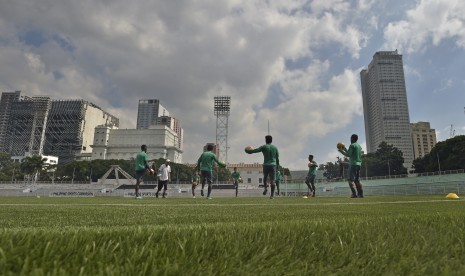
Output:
top-left (0, 195), bottom-right (464, 275)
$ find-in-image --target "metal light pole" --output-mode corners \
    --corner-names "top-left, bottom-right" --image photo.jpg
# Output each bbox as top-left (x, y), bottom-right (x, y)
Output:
top-left (72, 167), bottom-right (76, 184)
top-left (365, 162), bottom-right (368, 180)
top-left (387, 159), bottom-right (391, 178)
top-left (285, 174), bottom-right (287, 197)
top-left (437, 152), bottom-right (441, 174)
top-left (11, 168), bottom-right (15, 183)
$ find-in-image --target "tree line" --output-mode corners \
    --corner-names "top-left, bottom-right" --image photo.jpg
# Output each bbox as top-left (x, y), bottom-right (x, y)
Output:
top-left (319, 135), bottom-right (465, 179)
top-left (0, 153), bottom-right (290, 183)
top-left (2, 136), bottom-right (462, 183)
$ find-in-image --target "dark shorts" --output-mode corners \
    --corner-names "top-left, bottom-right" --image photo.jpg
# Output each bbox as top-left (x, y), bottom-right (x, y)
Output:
top-left (305, 174), bottom-right (316, 185)
top-left (263, 165), bottom-right (276, 185)
top-left (348, 165), bottom-right (361, 183)
top-left (158, 180), bottom-right (168, 190)
top-left (135, 169), bottom-right (145, 181)
top-left (201, 170), bottom-right (212, 185)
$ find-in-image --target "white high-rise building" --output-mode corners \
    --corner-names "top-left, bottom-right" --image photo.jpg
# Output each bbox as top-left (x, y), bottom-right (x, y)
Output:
top-left (360, 50), bottom-right (414, 171)
top-left (136, 99), bottom-right (169, 129)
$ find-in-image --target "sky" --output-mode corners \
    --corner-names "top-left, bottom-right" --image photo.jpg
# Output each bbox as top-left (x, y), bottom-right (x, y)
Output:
top-left (0, 0), bottom-right (464, 170)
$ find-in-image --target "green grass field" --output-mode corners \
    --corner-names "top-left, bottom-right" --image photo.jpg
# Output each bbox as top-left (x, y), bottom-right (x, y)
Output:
top-left (1, 196), bottom-right (464, 275)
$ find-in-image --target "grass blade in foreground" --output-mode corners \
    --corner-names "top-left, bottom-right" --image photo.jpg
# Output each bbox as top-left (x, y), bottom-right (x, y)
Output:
top-left (0, 196), bottom-right (464, 275)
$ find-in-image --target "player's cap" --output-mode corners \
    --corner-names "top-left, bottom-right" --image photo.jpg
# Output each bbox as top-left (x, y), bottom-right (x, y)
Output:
top-left (166, 159), bottom-right (171, 162)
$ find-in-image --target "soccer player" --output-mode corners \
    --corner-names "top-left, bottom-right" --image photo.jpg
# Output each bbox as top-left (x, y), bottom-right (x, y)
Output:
top-left (197, 144), bottom-right (226, 199)
top-left (338, 134), bottom-right (364, 198)
top-left (246, 135), bottom-right (279, 199)
top-left (134, 144), bottom-right (151, 199)
top-left (305, 155), bottom-right (318, 197)
top-left (191, 170), bottom-right (200, 198)
top-left (156, 159), bottom-right (171, 198)
top-left (231, 167), bottom-right (241, 197)
top-left (275, 169), bottom-right (282, 196)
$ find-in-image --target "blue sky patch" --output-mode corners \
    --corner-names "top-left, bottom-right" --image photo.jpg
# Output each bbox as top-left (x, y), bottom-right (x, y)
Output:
top-left (20, 29), bottom-right (49, 47)
top-left (52, 70), bottom-right (64, 80)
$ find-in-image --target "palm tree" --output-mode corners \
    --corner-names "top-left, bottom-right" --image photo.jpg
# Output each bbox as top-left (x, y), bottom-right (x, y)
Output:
top-left (20, 155), bottom-right (48, 184)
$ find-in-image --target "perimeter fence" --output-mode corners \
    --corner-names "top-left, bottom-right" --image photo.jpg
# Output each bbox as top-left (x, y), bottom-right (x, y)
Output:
top-left (281, 181), bottom-right (465, 197)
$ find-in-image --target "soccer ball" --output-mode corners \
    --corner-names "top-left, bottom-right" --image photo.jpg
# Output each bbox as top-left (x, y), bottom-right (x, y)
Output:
top-left (146, 169), bottom-right (155, 175)
top-left (245, 146), bottom-right (254, 153)
top-left (337, 142), bottom-right (345, 150)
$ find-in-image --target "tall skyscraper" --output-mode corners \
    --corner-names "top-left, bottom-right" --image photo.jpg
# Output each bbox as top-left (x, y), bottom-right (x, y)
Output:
top-left (0, 91), bottom-right (22, 151)
top-left (360, 50), bottom-right (414, 170)
top-left (136, 99), bottom-right (169, 129)
top-left (411, 122), bottom-right (437, 160)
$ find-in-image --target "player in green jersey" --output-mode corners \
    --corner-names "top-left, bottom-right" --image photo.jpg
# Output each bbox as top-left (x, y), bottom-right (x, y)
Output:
top-left (134, 145), bottom-right (151, 199)
top-left (338, 134), bottom-right (364, 198)
top-left (191, 170), bottom-right (200, 198)
top-left (246, 135), bottom-right (279, 199)
top-left (305, 155), bottom-right (318, 197)
top-left (231, 167), bottom-right (241, 197)
top-left (197, 144), bottom-right (226, 199)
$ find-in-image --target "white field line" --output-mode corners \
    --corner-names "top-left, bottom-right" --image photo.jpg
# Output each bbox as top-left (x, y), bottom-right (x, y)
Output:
top-left (0, 199), bottom-right (462, 207)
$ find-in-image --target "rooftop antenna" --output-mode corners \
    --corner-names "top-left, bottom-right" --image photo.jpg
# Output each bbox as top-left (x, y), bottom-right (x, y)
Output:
top-left (450, 124), bottom-right (455, 138)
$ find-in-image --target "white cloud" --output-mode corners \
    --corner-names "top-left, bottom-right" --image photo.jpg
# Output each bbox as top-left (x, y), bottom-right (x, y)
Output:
top-left (384, 0), bottom-right (465, 53)
top-left (433, 78), bottom-right (453, 94)
top-left (358, 0), bottom-right (376, 12)
top-left (240, 66), bottom-right (362, 170)
top-left (404, 65), bottom-right (422, 80)
top-left (0, 1), bottom-right (375, 169)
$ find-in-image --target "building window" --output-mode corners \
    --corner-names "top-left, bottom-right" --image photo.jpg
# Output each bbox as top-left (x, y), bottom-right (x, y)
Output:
top-left (247, 178), bottom-right (251, 183)
top-left (259, 178), bottom-right (262, 183)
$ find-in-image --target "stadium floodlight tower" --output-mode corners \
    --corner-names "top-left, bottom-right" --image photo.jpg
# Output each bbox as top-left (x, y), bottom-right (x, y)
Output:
top-left (214, 96), bottom-right (230, 164)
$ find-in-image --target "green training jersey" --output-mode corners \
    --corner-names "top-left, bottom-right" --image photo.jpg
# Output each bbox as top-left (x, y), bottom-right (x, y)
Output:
top-left (135, 151), bottom-right (148, 171)
top-left (197, 151), bottom-right (224, 172)
top-left (231, 171), bottom-right (241, 181)
top-left (249, 144), bottom-right (279, 166)
top-left (308, 161), bottom-right (318, 175)
top-left (340, 142), bottom-right (362, 166)
top-left (191, 174), bottom-right (200, 183)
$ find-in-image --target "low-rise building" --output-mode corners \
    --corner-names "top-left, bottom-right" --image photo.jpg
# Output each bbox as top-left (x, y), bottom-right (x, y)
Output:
top-left (411, 122), bottom-right (437, 159)
top-left (91, 125), bottom-right (182, 163)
